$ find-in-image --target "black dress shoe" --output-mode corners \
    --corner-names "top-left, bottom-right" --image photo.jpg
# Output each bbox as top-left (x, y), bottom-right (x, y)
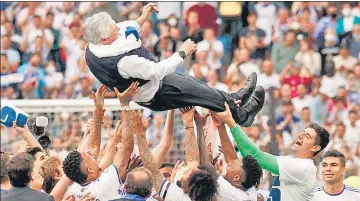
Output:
top-left (234, 72), bottom-right (257, 106)
top-left (239, 86), bottom-right (265, 127)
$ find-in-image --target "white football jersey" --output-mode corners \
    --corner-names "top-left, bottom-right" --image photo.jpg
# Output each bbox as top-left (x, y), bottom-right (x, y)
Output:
top-left (63, 165), bottom-right (125, 201)
top-left (314, 185), bottom-right (360, 201)
top-left (216, 176), bottom-right (257, 201)
top-left (267, 156), bottom-right (317, 201)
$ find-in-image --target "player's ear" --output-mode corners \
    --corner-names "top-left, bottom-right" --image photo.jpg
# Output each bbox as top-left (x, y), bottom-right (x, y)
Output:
top-left (88, 166), bottom-right (94, 174)
top-left (311, 145), bottom-right (321, 154)
top-left (234, 175), bottom-right (241, 182)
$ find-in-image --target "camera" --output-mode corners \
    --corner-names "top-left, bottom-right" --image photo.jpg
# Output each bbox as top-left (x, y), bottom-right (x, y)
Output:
top-left (27, 116), bottom-right (51, 149)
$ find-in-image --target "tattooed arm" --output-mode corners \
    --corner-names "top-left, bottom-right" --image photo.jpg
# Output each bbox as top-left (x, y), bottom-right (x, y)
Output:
top-left (152, 110), bottom-right (175, 168)
top-left (87, 84), bottom-right (107, 160)
top-left (131, 112), bottom-right (166, 193)
top-left (180, 107), bottom-right (200, 169)
top-left (194, 112), bottom-right (212, 166)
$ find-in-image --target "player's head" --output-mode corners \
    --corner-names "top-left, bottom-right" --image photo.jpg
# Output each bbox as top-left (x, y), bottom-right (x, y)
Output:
top-left (82, 12), bottom-right (120, 45)
top-left (291, 123), bottom-right (330, 158)
top-left (321, 149), bottom-right (345, 185)
top-left (0, 151), bottom-right (10, 185)
top-left (124, 167), bottom-right (153, 198)
top-left (159, 163), bottom-right (174, 178)
top-left (40, 156), bottom-right (63, 193)
top-left (26, 147), bottom-right (48, 166)
top-left (176, 165), bottom-right (218, 201)
top-left (225, 156), bottom-right (262, 190)
top-left (63, 150), bottom-right (100, 184)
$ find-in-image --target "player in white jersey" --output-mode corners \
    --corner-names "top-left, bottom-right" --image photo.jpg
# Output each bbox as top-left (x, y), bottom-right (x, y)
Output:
top-left (314, 149), bottom-right (360, 201)
top-left (62, 84), bottom-right (137, 201)
top-left (211, 102), bottom-right (330, 201)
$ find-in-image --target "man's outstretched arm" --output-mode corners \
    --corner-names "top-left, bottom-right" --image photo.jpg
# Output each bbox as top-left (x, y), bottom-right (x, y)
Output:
top-left (212, 103), bottom-right (279, 175)
top-left (131, 111), bottom-right (166, 193)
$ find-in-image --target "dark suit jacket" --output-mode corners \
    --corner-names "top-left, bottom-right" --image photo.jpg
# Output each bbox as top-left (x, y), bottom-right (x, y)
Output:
top-left (1, 186), bottom-right (54, 201)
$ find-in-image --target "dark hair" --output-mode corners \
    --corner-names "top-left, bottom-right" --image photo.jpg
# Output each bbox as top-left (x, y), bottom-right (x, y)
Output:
top-left (322, 149), bottom-right (345, 167)
top-left (26, 147), bottom-right (43, 159)
top-left (0, 152), bottom-right (10, 183)
top-left (125, 167), bottom-right (153, 197)
top-left (46, 12), bottom-right (54, 17)
top-left (309, 123), bottom-right (330, 156)
top-left (160, 163), bottom-right (175, 169)
top-left (6, 153), bottom-right (34, 187)
top-left (349, 110), bottom-right (357, 115)
top-left (241, 155), bottom-right (262, 189)
top-left (302, 107), bottom-right (310, 112)
top-left (62, 150), bottom-right (88, 184)
top-left (188, 165), bottom-right (218, 201)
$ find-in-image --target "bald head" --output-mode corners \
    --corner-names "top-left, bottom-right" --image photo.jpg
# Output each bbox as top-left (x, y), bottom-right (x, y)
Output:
top-left (124, 167), bottom-right (153, 198)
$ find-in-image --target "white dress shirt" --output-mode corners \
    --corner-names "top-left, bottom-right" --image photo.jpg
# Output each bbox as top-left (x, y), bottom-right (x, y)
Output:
top-left (88, 20), bottom-right (184, 103)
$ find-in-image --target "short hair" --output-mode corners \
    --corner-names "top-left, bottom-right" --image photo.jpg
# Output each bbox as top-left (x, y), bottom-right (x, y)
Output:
top-left (26, 147), bottom-right (43, 159)
top-left (349, 110), bottom-right (357, 115)
top-left (322, 149), bottom-right (345, 167)
top-left (82, 12), bottom-right (113, 44)
top-left (188, 165), bottom-right (218, 201)
top-left (0, 152), bottom-right (10, 183)
top-left (125, 167), bottom-right (153, 197)
top-left (309, 123), bottom-right (330, 156)
top-left (241, 155), bottom-right (263, 189)
top-left (302, 107), bottom-right (310, 112)
top-left (62, 150), bottom-right (88, 184)
top-left (40, 156), bottom-right (62, 193)
top-left (6, 153), bottom-right (34, 187)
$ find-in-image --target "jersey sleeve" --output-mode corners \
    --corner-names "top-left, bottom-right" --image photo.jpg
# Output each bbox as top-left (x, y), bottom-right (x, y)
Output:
top-left (158, 179), bottom-right (191, 201)
top-left (277, 156), bottom-right (310, 183)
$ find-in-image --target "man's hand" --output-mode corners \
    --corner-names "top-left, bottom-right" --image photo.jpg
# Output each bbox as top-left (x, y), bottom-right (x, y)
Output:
top-left (194, 111), bottom-right (209, 126)
top-left (180, 106), bottom-right (195, 127)
top-left (108, 120), bottom-right (122, 144)
top-left (210, 102), bottom-right (237, 128)
top-left (16, 140), bottom-right (30, 154)
top-left (30, 173), bottom-right (44, 191)
top-left (180, 39), bottom-right (197, 56)
top-left (12, 121), bottom-right (30, 134)
top-left (114, 82), bottom-right (139, 106)
top-left (141, 3), bottom-right (159, 19)
top-left (170, 160), bottom-right (185, 183)
top-left (130, 111), bottom-right (150, 136)
top-left (90, 84), bottom-right (107, 109)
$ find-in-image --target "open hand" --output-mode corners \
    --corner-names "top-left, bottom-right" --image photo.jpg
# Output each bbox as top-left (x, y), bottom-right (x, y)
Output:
top-left (141, 3), bottom-right (159, 19)
top-left (180, 106), bottom-right (195, 126)
top-left (210, 102), bottom-right (236, 128)
top-left (114, 82), bottom-right (139, 106)
top-left (108, 120), bottom-right (122, 144)
top-left (130, 111), bottom-right (150, 136)
top-left (12, 121), bottom-right (30, 134)
top-left (90, 84), bottom-right (107, 109)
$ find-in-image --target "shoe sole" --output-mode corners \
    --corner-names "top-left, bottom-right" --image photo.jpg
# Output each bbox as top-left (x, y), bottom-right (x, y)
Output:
top-left (241, 86), bottom-right (265, 127)
top-left (238, 72), bottom-right (257, 106)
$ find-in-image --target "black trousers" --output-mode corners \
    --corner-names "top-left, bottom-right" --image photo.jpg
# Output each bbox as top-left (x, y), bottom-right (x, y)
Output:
top-left (137, 73), bottom-right (242, 113)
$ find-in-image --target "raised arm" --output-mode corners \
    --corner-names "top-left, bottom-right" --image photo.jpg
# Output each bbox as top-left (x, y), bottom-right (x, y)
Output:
top-left (180, 107), bottom-right (200, 169)
top-left (212, 103), bottom-right (279, 175)
top-left (113, 83), bottom-right (139, 177)
top-left (152, 110), bottom-right (175, 168)
top-left (136, 3), bottom-right (159, 26)
top-left (131, 111), bottom-right (166, 193)
top-left (13, 122), bottom-right (43, 150)
top-left (211, 116), bottom-right (239, 162)
top-left (87, 84), bottom-right (107, 160)
top-left (194, 112), bottom-right (212, 166)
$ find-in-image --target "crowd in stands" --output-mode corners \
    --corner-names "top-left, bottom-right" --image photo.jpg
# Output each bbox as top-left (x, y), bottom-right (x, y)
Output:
top-left (1, 1), bottom-right (360, 201)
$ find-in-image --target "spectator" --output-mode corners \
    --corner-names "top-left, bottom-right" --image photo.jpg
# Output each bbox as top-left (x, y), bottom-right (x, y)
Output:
top-left (207, 70), bottom-right (229, 92)
top-left (239, 12), bottom-right (266, 61)
top-left (44, 60), bottom-right (63, 99)
top-left (299, 7), bottom-right (316, 42)
top-left (276, 100), bottom-right (300, 136)
top-left (197, 28), bottom-right (224, 72)
top-left (342, 23), bottom-right (360, 58)
top-left (0, 151), bottom-right (11, 192)
top-left (291, 2), bottom-right (319, 24)
top-left (328, 97), bottom-right (348, 125)
top-left (293, 107), bottom-right (312, 135)
top-left (17, 53), bottom-right (46, 99)
top-left (218, 2), bottom-right (243, 37)
top-left (330, 123), bottom-right (348, 149)
top-left (332, 47), bottom-right (358, 75)
top-left (338, 145), bottom-right (359, 178)
top-left (146, 112), bottom-right (165, 149)
top-left (53, 2), bottom-right (75, 34)
top-left (271, 30), bottom-right (300, 73)
top-left (254, 2), bottom-right (277, 46)
top-left (141, 20), bottom-right (158, 53)
top-left (181, 10), bottom-right (203, 44)
top-left (344, 110), bottom-right (360, 151)
top-left (226, 48), bottom-right (260, 79)
top-left (279, 61), bottom-right (312, 98)
top-left (1, 36), bottom-right (21, 72)
top-left (294, 39), bottom-right (322, 75)
top-left (26, 147), bottom-right (49, 167)
top-left (48, 137), bottom-right (68, 160)
top-left (313, 5), bottom-right (338, 42)
top-left (272, 7), bottom-right (291, 43)
top-left (319, 28), bottom-right (340, 73)
top-left (321, 60), bottom-right (347, 99)
top-left (293, 84), bottom-right (312, 114)
top-left (1, 153), bottom-right (55, 201)
top-left (16, 2), bottom-right (46, 33)
top-left (280, 84), bottom-right (292, 103)
top-left (44, 12), bottom-right (63, 72)
top-left (2, 20), bottom-right (23, 51)
top-left (187, 3), bottom-right (218, 35)
top-left (156, 2), bottom-right (181, 21)
top-left (336, 3), bottom-right (360, 36)
top-left (309, 86), bottom-right (331, 125)
top-left (257, 59), bottom-right (280, 91)
top-left (153, 35), bottom-right (176, 61)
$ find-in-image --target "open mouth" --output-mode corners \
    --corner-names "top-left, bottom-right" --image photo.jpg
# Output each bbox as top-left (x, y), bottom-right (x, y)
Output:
top-left (295, 140), bottom-right (302, 146)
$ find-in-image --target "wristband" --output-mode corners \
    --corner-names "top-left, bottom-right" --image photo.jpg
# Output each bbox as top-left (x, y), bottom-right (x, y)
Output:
top-left (185, 126), bottom-right (194, 130)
